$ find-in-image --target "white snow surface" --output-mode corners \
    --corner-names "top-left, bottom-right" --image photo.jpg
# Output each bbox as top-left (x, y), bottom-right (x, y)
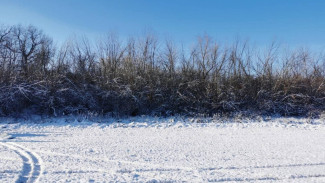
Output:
top-left (0, 116), bottom-right (325, 182)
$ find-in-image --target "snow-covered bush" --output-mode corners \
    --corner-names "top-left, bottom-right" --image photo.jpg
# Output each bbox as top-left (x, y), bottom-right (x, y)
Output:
top-left (1, 24), bottom-right (325, 117)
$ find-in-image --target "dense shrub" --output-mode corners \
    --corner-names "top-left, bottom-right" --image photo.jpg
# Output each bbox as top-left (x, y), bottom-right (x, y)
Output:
top-left (1, 24), bottom-right (325, 117)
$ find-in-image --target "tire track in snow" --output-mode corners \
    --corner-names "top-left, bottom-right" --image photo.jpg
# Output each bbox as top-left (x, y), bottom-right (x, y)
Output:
top-left (0, 142), bottom-right (43, 183)
top-left (34, 149), bottom-right (204, 181)
top-left (34, 150), bottom-right (325, 182)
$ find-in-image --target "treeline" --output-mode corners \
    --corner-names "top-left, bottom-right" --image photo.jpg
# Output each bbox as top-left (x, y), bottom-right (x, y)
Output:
top-left (0, 24), bottom-right (325, 117)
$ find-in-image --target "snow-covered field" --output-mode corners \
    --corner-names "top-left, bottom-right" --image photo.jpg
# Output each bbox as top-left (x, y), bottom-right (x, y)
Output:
top-left (0, 117), bottom-right (325, 182)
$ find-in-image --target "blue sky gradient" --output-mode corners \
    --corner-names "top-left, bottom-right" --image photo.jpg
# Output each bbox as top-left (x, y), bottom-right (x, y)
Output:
top-left (1, 0), bottom-right (325, 49)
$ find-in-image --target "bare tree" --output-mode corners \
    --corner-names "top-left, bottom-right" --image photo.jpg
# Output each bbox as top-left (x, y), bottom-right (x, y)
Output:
top-left (160, 39), bottom-right (178, 78)
top-left (98, 33), bottom-right (125, 79)
top-left (69, 36), bottom-right (97, 81)
top-left (0, 25), bottom-right (13, 82)
top-left (137, 33), bottom-right (159, 74)
top-left (11, 25), bottom-right (51, 77)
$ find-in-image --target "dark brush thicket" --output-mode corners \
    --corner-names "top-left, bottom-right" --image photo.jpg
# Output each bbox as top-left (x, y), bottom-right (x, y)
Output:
top-left (0, 24), bottom-right (325, 117)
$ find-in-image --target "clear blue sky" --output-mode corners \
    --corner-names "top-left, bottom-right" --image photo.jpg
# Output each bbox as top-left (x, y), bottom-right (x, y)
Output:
top-left (1, 0), bottom-right (325, 49)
